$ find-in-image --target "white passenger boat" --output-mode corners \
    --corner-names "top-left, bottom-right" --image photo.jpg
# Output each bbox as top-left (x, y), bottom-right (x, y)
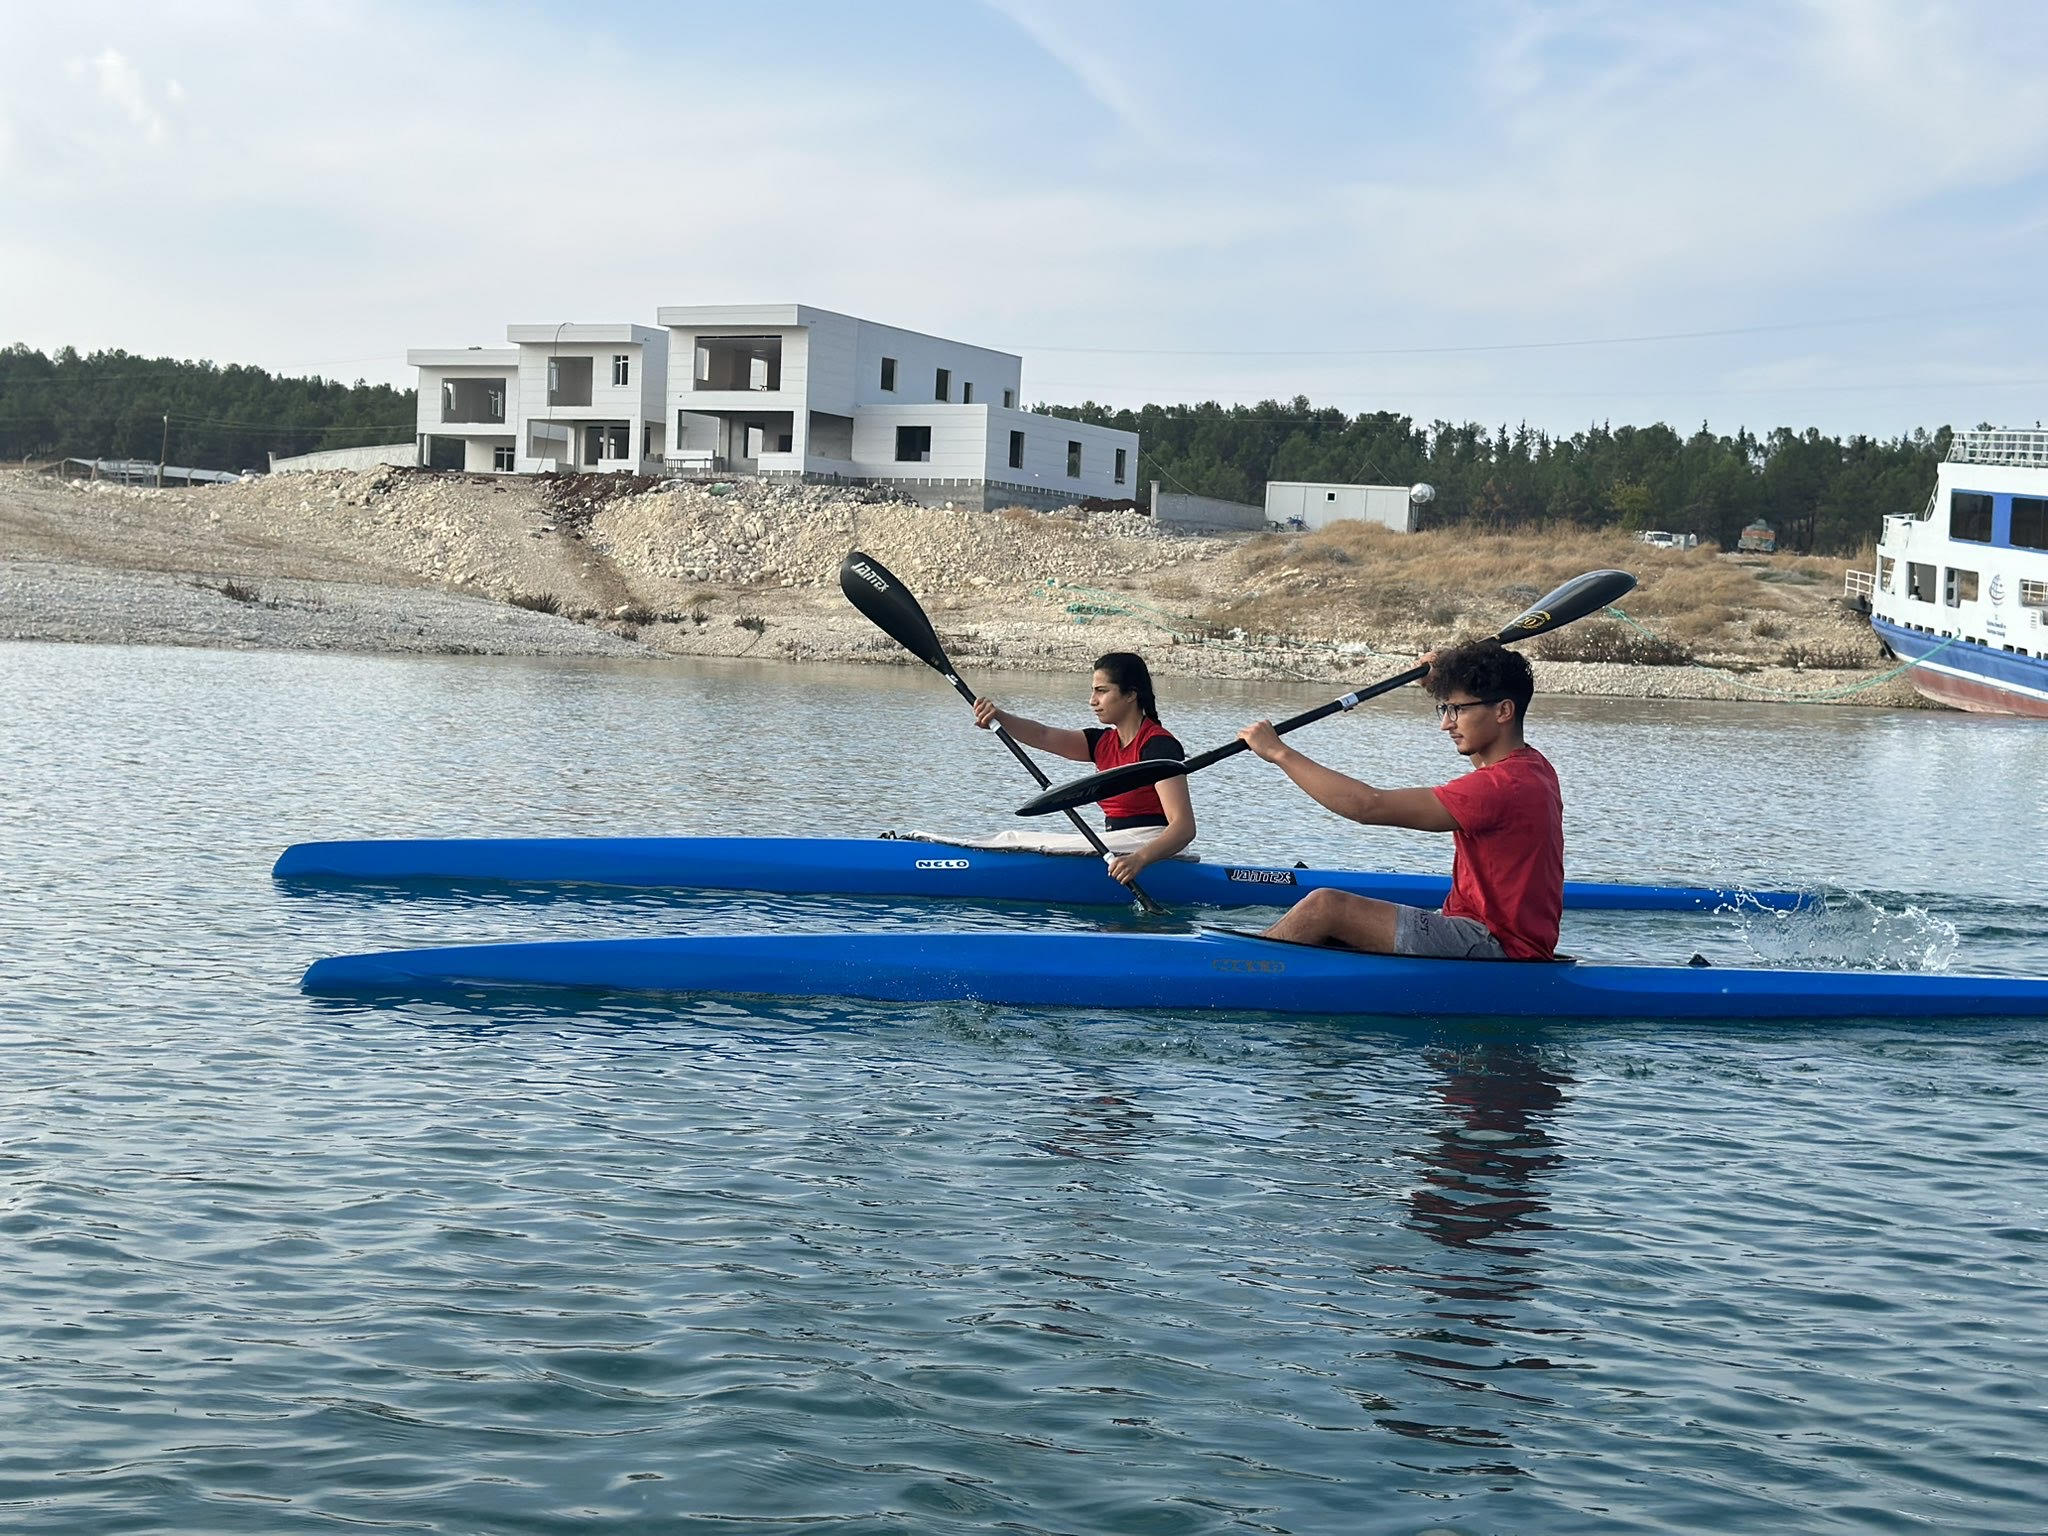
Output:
top-left (1864, 428), bottom-right (2048, 716)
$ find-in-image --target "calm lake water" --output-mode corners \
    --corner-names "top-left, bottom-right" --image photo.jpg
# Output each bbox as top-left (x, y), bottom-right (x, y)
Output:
top-left (4, 639), bottom-right (2046, 1534)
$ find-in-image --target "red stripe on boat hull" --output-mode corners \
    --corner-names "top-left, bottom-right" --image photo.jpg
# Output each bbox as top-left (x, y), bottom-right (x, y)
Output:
top-left (1906, 668), bottom-right (2048, 717)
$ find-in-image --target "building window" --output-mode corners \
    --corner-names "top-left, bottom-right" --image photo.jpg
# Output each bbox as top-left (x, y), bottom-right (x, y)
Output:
top-left (895, 425), bottom-right (932, 463)
top-left (1950, 491), bottom-right (1993, 543)
top-left (695, 336), bottom-right (781, 392)
top-left (962, 382), bottom-right (974, 404)
top-left (1114, 448), bottom-right (1126, 485)
top-left (1009, 430), bottom-right (1025, 470)
top-left (880, 357), bottom-right (897, 391)
top-left (1944, 567), bottom-right (1979, 606)
top-left (442, 377), bottom-right (507, 424)
top-left (1066, 440), bottom-right (1081, 478)
top-left (935, 368), bottom-right (950, 402)
top-left (1003, 389), bottom-right (1014, 408)
top-left (612, 354), bottom-right (630, 387)
top-left (547, 356), bottom-right (592, 407)
top-left (2012, 496), bottom-right (2048, 551)
top-left (493, 445), bottom-right (515, 472)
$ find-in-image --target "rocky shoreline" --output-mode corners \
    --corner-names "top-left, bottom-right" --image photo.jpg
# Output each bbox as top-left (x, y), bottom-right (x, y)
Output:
top-left (0, 466), bottom-right (1924, 708)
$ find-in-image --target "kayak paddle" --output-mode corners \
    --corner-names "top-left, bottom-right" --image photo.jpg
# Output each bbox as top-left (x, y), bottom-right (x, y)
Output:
top-left (838, 550), bottom-right (1171, 916)
top-left (1014, 567), bottom-right (1637, 818)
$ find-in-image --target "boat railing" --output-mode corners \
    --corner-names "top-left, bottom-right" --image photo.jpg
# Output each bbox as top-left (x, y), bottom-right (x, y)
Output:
top-left (1947, 428), bottom-right (2048, 467)
top-left (1843, 569), bottom-right (1875, 601)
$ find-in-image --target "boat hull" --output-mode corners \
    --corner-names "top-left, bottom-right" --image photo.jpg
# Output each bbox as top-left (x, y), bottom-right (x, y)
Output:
top-left (299, 929), bottom-right (2048, 1021)
top-left (1872, 618), bottom-right (2048, 717)
top-left (271, 836), bottom-right (1804, 914)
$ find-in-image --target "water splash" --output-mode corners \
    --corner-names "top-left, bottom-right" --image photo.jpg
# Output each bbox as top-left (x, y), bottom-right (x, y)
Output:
top-left (1722, 890), bottom-right (1961, 972)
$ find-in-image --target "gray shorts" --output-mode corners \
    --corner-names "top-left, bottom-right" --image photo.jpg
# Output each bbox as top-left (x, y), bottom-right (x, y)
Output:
top-left (1393, 905), bottom-right (1506, 960)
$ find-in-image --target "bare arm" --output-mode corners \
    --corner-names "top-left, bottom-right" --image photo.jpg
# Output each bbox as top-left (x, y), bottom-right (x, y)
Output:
top-left (1106, 771), bottom-right (1196, 885)
top-left (972, 697), bottom-right (1093, 762)
top-left (1238, 721), bottom-right (1459, 833)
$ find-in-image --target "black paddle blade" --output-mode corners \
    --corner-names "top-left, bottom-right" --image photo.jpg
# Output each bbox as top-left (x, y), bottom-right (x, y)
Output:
top-left (839, 550), bottom-right (952, 675)
top-left (1491, 569), bottom-right (1636, 642)
top-left (1016, 757), bottom-right (1181, 819)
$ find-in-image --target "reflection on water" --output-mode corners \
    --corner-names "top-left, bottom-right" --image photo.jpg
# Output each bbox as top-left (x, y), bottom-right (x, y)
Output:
top-left (1373, 1044), bottom-right (1576, 1476)
top-left (1408, 1044), bottom-right (1569, 1262)
top-left (6, 644), bottom-right (2048, 1535)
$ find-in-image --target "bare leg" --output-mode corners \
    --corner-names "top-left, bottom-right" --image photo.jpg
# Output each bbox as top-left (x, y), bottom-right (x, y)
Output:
top-left (1261, 889), bottom-right (1402, 953)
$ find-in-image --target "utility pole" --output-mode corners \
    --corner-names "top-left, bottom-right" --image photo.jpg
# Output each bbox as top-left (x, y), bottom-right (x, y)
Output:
top-left (158, 413), bottom-right (169, 488)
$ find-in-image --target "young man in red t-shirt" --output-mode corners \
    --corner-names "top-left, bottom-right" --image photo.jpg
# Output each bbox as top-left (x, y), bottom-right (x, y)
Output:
top-left (1236, 640), bottom-right (1563, 960)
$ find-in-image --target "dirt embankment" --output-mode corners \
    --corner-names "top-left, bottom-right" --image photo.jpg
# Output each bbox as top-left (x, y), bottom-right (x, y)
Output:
top-left (0, 465), bottom-right (1916, 705)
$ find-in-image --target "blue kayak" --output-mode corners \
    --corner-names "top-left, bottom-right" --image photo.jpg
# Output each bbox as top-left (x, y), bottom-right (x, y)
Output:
top-left (298, 928), bottom-right (2048, 1021)
top-left (271, 835), bottom-right (1806, 913)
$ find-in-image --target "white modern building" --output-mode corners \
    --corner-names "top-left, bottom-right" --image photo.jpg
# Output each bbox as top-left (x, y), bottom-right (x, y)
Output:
top-left (410, 325), bottom-right (669, 476)
top-left (407, 304), bottom-right (1138, 509)
top-left (409, 346), bottom-right (520, 473)
top-left (656, 303), bottom-right (1135, 508)
top-left (1265, 481), bottom-right (1422, 533)
top-left (509, 323), bottom-right (668, 474)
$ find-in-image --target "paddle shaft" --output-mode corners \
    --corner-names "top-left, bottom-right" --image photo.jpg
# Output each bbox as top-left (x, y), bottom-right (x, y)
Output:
top-left (1016, 566), bottom-right (1638, 818)
top-left (938, 670), bottom-right (1171, 915)
top-left (1183, 662), bottom-right (1430, 775)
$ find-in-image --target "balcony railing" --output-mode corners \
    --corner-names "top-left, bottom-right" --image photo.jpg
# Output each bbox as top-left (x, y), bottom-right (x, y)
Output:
top-left (1949, 429), bottom-right (2048, 467)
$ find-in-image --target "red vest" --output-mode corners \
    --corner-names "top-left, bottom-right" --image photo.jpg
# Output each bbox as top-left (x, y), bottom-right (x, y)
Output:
top-left (1092, 717), bottom-right (1181, 824)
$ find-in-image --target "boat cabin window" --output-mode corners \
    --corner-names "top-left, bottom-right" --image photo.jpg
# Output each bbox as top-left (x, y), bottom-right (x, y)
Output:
top-left (1950, 492), bottom-right (1994, 543)
top-left (2013, 496), bottom-right (2048, 552)
top-left (1878, 555), bottom-right (1895, 593)
top-left (1906, 561), bottom-right (1936, 602)
top-left (1944, 567), bottom-right (1979, 606)
top-left (2021, 578), bottom-right (2048, 609)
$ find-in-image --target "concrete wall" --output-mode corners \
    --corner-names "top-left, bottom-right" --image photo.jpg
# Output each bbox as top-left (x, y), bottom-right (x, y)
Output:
top-left (269, 442), bottom-right (419, 474)
top-left (850, 318), bottom-right (1020, 412)
top-left (980, 405), bottom-right (1135, 499)
top-left (1152, 486), bottom-right (1264, 533)
top-left (1265, 481), bottom-right (1418, 532)
top-left (840, 403), bottom-right (1137, 501)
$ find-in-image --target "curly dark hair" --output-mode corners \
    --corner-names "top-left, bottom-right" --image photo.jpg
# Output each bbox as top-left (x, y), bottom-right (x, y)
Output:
top-left (1424, 639), bottom-right (1535, 724)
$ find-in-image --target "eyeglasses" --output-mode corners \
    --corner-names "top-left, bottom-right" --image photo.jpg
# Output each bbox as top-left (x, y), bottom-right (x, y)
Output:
top-left (1435, 698), bottom-right (1503, 722)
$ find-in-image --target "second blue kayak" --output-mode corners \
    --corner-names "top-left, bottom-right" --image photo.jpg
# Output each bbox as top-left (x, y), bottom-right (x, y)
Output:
top-left (271, 835), bottom-right (1807, 913)
top-left (300, 927), bottom-right (2048, 1020)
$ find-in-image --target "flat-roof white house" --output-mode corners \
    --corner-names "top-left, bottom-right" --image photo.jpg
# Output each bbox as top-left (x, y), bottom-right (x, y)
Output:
top-left (407, 305), bottom-right (1137, 509)
top-left (409, 346), bottom-right (520, 473)
top-left (656, 304), bottom-right (1137, 509)
top-left (506, 324), bottom-right (668, 475)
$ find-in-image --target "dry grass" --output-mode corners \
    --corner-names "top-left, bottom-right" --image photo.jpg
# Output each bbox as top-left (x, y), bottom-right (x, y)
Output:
top-left (1168, 524), bottom-right (1863, 662)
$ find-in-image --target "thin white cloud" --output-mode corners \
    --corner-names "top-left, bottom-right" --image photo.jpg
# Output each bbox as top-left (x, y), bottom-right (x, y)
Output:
top-left (86, 48), bottom-right (169, 143)
top-left (4, 0), bottom-right (2046, 438)
top-left (1328, 0), bottom-right (2048, 313)
top-left (982, 0), bottom-right (1164, 148)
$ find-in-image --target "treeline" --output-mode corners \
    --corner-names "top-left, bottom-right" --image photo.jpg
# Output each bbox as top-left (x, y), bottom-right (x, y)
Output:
top-left (1047, 398), bottom-right (1948, 555)
top-left (0, 345), bottom-right (416, 472)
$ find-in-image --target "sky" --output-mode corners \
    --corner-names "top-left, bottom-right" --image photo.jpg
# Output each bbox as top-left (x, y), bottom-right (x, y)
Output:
top-left (4, 0), bottom-right (2048, 438)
